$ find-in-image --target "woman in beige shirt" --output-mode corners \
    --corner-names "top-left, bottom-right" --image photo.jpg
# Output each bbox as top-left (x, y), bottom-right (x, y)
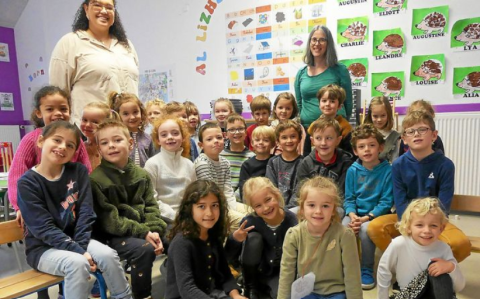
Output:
top-left (50, 0), bottom-right (139, 126)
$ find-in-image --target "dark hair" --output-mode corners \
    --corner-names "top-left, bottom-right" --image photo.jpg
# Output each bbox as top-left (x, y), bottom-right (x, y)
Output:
top-left (317, 84), bottom-right (347, 107)
top-left (168, 180), bottom-right (230, 243)
top-left (31, 86), bottom-right (71, 128)
top-left (350, 123), bottom-right (385, 149)
top-left (272, 92), bottom-right (299, 120)
top-left (304, 25), bottom-right (338, 67)
top-left (72, 0), bottom-right (130, 50)
top-left (42, 120), bottom-right (81, 151)
top-left (198, 122), bottom-right (221, 143)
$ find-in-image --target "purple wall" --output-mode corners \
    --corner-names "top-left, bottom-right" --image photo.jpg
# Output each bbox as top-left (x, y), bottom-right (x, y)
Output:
top-left (0, 27), bottom-right (24, 125)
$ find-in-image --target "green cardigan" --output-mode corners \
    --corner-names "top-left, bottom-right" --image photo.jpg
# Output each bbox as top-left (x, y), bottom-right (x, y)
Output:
top-left (90, 159), bottom-right (166, 239)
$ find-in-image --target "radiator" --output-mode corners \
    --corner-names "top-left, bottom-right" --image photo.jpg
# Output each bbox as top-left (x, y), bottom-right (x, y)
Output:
top-left (0, 125), bottom-right (22, 152)
top-left (436, 113), bottom-right (480, 196)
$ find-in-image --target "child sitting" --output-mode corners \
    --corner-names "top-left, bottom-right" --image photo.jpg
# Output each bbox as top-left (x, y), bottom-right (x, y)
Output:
top-left (164, 101), bottom-right (198, 161)
top-left (377, 197), bottom-right (465, 299)
top-left (342, 123), bottom-right (393, 290)
top-left (90, 120), bottom-right (166, 299)
top-left (245, 95), bottom-right (271, 151)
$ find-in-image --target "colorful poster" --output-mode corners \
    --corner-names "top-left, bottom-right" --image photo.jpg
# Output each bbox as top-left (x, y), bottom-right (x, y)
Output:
top-left (373, 28), bottom-right (405, 59)
top-left (451, 18), bottom-right (480, 52)
top-left (410, 54), bottom-right (446, 85)
top-left (0, 93), bottom-right (14, 111)
top-left (337, 17), bottom-right (369, 47)
top-left (412, 6), bottom-right (449, 40)
top-left (453, 66), bottom-right (480, 98)
top-left (0, 43), bottom-right (10, 63)
top-left (372, 72), bottom-right (405, 100)
top-left (339, 58), bottom-right (369, 87)
top-left (138, 68), bottom-right (174, 103)
top-left (373, 0), bottom-right (407, 17)
top-left (338, 0), bottom-right (367, 7)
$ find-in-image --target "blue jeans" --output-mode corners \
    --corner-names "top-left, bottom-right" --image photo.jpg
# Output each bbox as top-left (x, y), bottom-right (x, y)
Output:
top-left (302, 291), bottom-right (346, 299)
top-left (37, 239), bottom-right (132, 299)
top-left (342, 216), bottom-right (375, 269)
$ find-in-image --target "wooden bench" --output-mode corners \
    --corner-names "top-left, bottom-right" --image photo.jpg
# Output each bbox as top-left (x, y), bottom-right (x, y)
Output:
top-left (469, 236), bottom-right (480, 254)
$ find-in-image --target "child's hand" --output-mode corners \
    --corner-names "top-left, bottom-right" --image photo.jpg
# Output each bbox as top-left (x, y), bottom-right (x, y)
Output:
top-left (83, 252), bottom-right (97, 272)
top-left (428, 258), bottom-right (455, 277)
top-left (232, 220), bottom-right (255, 242)
top-left (16, 210), bottom-right (24, 228)
top-left (145, 231), bottom-right (164, 255)
top-left (229, 289), bottom-right (248, 299)
top-left (348, 215), bottom-right (361, 235)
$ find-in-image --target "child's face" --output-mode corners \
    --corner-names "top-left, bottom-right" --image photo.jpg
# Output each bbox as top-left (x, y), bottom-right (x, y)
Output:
top-left (119, 102), bottom-right (142, 132)
top-left (301, 187), bottom-right (335, 235)
top-left (275, 98), bottom-right (294, 122)
top-left (38, 128), bottom-right (77, 166)
top-left (173, 109), bottom-right (188, 125)
top-left (157, 119), bottom-right (185, 153)
top-left (214, 102), bottom-right (231, 124)
top-left (199, 127), bottom-right (224, 158)
top-left (319, 92), bottom-right (340, 118)
top-left (97, 127), bottom-right (133, 169)
top-left (252, 135), bottom-right (273, 155)
top-left (370, 104), bottom-right (388, 130)
top-left (80, 107), bottom-right (105, 140)
top-left (353, 136), bottom-right (383, 167)
top-left (249, 187), bottom-right (281, 224)
top-left (193, 192), bottom-right (220, 238)
top-left (278, 127), bottom-right (300, 154)
top-left (408, 212), bottom-right (444, 246)
top-left (226, 120), bottom-right (247, 146)
top-left (402, 122), bottom-right (437, 152)
top-left (35, 94), bottom-right (70, 126)
top-left (147, 105), bottom-right (162, 124)
top-left (188, 111), bottom-right (200, 129)
top-left (311, 127), bottom-right (342, 161)
top-left (253, 109), bottom-right (270, 126)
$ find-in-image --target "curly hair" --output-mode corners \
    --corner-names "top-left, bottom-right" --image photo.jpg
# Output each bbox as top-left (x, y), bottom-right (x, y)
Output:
top-left (396, 197), bottom-right (448, 236)
top-left (108, 91), bottom-right (147, 131)
top-left (151, 116), bottom-right (191, 158)
top-left (169, 180), bottom-right (230, 243)
top-left (72, 0), bottom-right (130, 50)
top-left (364, 96), bottom-right (395, 131)
top-left (272, 92), bottom-right (299, 120)
top-left (31, 85), bottom-right (71, 128)
top-left (297, 176), bottom-right (342, 223)
top-left (242, 177), bottom-right (285, 212)
top-left (145, 98), bottom-right (166, 111)
top-left (350, 123), bottom-right (385, 150)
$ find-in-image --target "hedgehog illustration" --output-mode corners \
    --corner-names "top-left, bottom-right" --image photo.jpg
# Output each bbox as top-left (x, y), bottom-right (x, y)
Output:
top-left (347, 63), bottom-right (367, 83)
top-left (414, 60), bottom-right (443, 81)
top-left (376, 0), bottom-right (405, 12)
top-left (457, 72), bottom-right (480, 93)
top-left (416, 12), bottom-right (446, 34)
top-left (376, 76), bottom-right (402, 97)
top-left (455, 23), bottom-right (480, 46)
top-left (341, 21), bottom-right (367, 42)
top-left (376, 34), bottom-right (404, 55)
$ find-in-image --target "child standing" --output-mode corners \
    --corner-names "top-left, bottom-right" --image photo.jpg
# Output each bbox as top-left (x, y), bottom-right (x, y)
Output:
top-left (227, 177), bottom-right (298, 299)
top-left (90, 120), bottom-right (166, 299)
top-left (377, 197), bottom-right (465, 299)
top-left (213, 97), bottom-right (235, 149)
top-left (245, 95), bottom-right (271, 151)
top-left (109, 92), bottom-right (155, 167)
top-left (166, 180), bottom-right (246, 299)
top-left (185, 101), bottom-right (202, 156)
top-left (278, 176), bottom-right (362, 299)
top-left (145, 116), bottom-right (196, 221)
top-left (145, 98), bottom-right (166, 134)
top-left (363, 96), bottom-right (401, 164)
top-left (165, 101), bottom-right (198, 161)
top-left (17, 121), bottom-right (132, 299)
top-left (239, 126), bottom-right (275, 199)
top-left (342, 124), bottom-right (393, 290)
top-left (81, 102), bottom-right (119, 170)
top-left (266, 120), bottom-right (304, 208)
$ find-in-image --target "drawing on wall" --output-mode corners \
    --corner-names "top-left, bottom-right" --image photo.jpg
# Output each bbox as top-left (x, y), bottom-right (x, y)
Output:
top-left (412, 6), bottom-right (449, 40)
top-left (0, 93), bottom-right (14, 111)
top-left (339, 58), bottom-right (368, 87)
top-left (451, 18), bottom-right (480, 52)
top-left (372, 72), bottom-right (405, 100)
top-left (410, 54), bottom-right (445, 85)
top-left (373, 28), bottom-right (405, 59)
top-left (337, 17), bottom-right (369, 47)
top-left (453, 66), bottom-right (480, 98)
top-left (373, 0), bottom-right (407, 16)
top-left (0, 43), bottom-right (9, 62)
top-left (139, 68), bottom-right (174, 103)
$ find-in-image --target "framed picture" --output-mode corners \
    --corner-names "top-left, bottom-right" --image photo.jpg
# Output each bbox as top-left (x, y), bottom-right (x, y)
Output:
top-left (0, 93), bottom-right (14, 111)
top-left (0, 43), bottom-right (10, 62)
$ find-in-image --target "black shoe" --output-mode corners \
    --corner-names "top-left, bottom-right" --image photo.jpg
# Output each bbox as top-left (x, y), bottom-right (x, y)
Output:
top-left (244, 288), bottom-right (260, 299)
top-left (392, 281), bottom-right (400, 294)
top-left (242, 264), bottom-right (260, 299)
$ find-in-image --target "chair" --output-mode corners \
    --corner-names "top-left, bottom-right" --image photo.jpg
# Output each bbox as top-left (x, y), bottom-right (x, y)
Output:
top-left (0, 142), bottom-right (13, 173)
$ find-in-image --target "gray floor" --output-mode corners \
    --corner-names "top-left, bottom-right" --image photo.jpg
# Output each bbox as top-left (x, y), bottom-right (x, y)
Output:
top-left (1, 212), bottom-right (479, 299)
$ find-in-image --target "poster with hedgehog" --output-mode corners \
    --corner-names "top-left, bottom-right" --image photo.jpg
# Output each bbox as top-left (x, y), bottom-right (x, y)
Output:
top-left (410, 54), bottom-right (445, 86)
top-left (373, 0), bottom-right (407, 17)
top-left (339, 58), bottom-right (368, 87)
top-left (412, 6), bottom-right (449, 40)
top-left (451, 17), bottom-right (480, 52)
top-left (373, 28), bottom-right (405, 60)
top-left (337, 17), bottom-right (369, 47)
top-left (372, 72), bottom-right (405, 100)
top-left (453, 66), bottom-right (480, 98)
top-left (338, 0), bottom-right (367, 7)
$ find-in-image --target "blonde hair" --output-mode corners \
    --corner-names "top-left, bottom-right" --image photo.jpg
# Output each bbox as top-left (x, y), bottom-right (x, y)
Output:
top-left (364, 96), bottom-right (394, 131)
top-left (396, 197), bottom-right (448, 236)
top-left (151, 116), bottom-right (191, 158)
top-left (84, 101), bottom-right (120, 122)
top-left (250, 95), bottom-right (272, 113)
top-left (402, 111), bottom-right (436, 133)
top-left (108, 92), bottom-right (147, 131)
top-left (145, 98), bottom-right (166, 111)
top-left (164, 101), bottom-right (186, 116)
top-left (407, 99), bottom-right (435, 118)
top-left (317, 84), bottom-right (346, 107)
top-left (251, 125), bottom-right (276, 145)
top-left (308, 117), bottom-right (341, 137)
top-left (94, 119), bottom-right (131, 144)
top-left (242, 177), bottom-right (285, 212)
top-left (214, 98), bottom-right (235, 114)
top-left (297, 176), bottom-right (342, 223)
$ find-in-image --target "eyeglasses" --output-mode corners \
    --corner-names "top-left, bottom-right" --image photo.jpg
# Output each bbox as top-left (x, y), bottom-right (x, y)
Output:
top-left (311, 37), bottom-right (327, 45)
top-left (226, 127), bottom-right (246, 134)
top-left (403, 127), bottom-right (430, 137)
top-left (89, 1), bottom-right (115, 12)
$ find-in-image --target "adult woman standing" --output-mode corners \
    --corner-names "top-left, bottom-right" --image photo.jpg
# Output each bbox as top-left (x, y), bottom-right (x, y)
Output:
top-left (50, 0), bottom-right (139, 126)
top-left (294, 25), bottom-right (352, 156)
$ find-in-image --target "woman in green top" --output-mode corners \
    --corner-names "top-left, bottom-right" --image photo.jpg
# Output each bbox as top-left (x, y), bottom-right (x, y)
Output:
top-left (294, 25), bottom-right (352, 156)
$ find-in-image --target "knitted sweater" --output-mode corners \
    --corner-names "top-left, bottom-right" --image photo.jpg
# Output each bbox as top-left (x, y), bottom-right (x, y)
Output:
top-left (129, 130), bottom-right (155, 168)
top-left (8, 128), bottom-right (92, 210)
top-left (220, 147), bottom-right (255, 195)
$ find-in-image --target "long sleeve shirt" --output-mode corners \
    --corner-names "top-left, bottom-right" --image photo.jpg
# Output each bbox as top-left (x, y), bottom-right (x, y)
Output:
top-left (265, 155), bottom-right (303, 207)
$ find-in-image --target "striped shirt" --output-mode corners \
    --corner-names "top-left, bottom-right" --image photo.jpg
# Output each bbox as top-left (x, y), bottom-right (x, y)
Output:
top-left (220, 147), bottom-right (255, 198)
top-left (131, 132), bottom-right (141, 166)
